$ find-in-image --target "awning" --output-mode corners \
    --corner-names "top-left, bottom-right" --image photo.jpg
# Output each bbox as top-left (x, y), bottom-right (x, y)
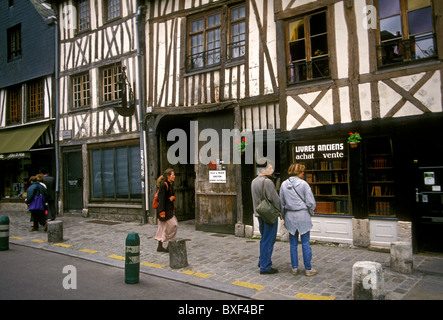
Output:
top-left (0, 123), bottom-right (49, 157)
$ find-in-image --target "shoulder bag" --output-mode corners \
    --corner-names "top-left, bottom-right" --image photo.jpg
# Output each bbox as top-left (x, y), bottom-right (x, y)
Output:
top-left (256, 178), bottom-right (280, 225)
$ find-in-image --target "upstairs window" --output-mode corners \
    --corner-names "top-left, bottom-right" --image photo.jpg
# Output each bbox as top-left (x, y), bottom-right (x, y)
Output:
top-left (106, 0), bottom-right (120, 21)
top-left (72, 72), bottom-right (91, 108)
top-left (8, 86), bottom-right (21, 125)
top-left (188, 12), bottom-right (221, 69)
top-left (7, 24), bottom-right (21, 61)
top-left (101, 64), bottom-right (122, 103)
top-left (287, 10), bottom-right (330, 84)
top-left (77, 0), bottom-right (90, 31)
top-left (377, 0), bottom-right (436, 67)
top-left (228, 6), bottom-right (246, 60)
top-left (28, 79), bottom-right (44, 120)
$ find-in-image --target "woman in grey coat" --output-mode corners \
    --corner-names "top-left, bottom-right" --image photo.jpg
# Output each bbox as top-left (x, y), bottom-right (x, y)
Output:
top-left (280, 163), bottom-right (317, 276)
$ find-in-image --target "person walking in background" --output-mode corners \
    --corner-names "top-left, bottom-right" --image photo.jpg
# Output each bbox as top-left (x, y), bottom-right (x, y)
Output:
top-left (280, 163), bottom-right (318, 277)
top-left (25, 176), bottom-right (48, 232)
top-left (251, 160), bottom-right (281, 274)
top-left (41, 167), bottom-right (55, 221)
top-left (154, 168), bottom-right (178, 253)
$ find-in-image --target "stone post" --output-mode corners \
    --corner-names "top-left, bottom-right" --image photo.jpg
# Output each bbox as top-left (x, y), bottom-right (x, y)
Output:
top-left (352, 261), bottom-right (385, 300)
top-left (169, 238), bottom-right (188, 269)
top-left (390, 241), bottom-right (413, 274)
top-left (47, 220), bottom-right (63, 242)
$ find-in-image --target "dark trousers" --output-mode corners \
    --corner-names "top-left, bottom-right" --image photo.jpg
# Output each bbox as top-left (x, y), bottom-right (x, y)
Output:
top-left (31, 210), bottom-right (46, 229)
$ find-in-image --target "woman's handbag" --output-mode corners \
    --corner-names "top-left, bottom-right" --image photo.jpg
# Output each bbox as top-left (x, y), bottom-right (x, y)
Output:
top-left (256, 178), bottom-right (280, 225)
top-left (28, 194), bottom-right (45, 211)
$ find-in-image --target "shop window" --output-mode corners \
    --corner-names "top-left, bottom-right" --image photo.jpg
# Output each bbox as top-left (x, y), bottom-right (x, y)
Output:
top-left (7, 85), bottom-right (21, 125)
top-left (72, 72), bottom-right (91, 108)
top-left (365, 138), bottom-right (396, 217)
top-left (28, 79), bottom-right (44, 120)
top-left (376, 0), bottom-right (436, 67)
top-left (90, 144), bottom-right (141, 200)
top-left (287, 9), bottom-right (330, 84)
top-left (101, 63), bottom-right (121, 103)
top-left (291, 141), bottom-right (349, 215)
top-left (7, 24), bottom-right (21, 61)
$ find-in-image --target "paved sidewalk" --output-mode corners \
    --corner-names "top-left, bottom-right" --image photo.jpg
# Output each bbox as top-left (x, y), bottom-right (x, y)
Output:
top-left (3, 211), bottom-right (443, 300)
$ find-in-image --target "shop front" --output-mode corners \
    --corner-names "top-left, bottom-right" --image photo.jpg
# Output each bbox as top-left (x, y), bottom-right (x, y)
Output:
top-left (0, 123), bottom-right (55, 211)
top-left (279, 113), bottom-right (443, 252)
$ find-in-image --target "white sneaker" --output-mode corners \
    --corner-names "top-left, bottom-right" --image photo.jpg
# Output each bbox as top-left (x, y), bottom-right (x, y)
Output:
top-left (292, 268), bottom-right (298, 275)
top-left (305, 268), bottom-right (318, 277)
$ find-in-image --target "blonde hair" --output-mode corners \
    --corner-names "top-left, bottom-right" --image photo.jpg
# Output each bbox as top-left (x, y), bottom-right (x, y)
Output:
top-left (287, 163), bottom-right (305, 176)
top-left (156, 168), bottom-right (174, 187)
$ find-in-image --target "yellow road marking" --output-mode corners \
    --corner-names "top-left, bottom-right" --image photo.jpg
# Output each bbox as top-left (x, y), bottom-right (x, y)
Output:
top-left (32, 239), bottom-right (45, 243)
top-left (232, 281), bottom-right (264, 291)
top-left (10, 236), bottom-right (22, 239)
top-left (141, 262), bottom-right (165, 268)
top-left (53, 243), bottom-right (72, 248)
top-left (181, 270), bottom-right (211, 278)
top-left (295, 293), bottom-right (335, 300)
top-left (79, 249), bottom-right (98, 253)
top-left (108, 254), bottom-right (125, 260)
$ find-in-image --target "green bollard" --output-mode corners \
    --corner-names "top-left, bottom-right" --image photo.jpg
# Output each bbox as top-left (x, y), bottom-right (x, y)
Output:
top-left (0, 216), bottom-right (10, 251)
top-left (125, 232), bottom-right (140, 284)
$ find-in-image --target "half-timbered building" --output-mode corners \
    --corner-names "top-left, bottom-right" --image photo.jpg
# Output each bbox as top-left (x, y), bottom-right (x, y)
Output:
top-left (55, 0), bottom-right (146, 221)
top-left (275, 0), bottom-right (443, 252)
top-left (0, 0), bottom-right (57, 211)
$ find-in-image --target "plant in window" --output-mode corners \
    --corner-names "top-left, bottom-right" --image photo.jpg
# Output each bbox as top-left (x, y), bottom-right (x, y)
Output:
top-left (348, 132), bottom-right (362, 147)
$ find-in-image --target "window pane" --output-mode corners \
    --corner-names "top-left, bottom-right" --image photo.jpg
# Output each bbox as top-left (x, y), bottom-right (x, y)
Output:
top-left (289, 62), bottom-right (307, 82)
top-left (191, 19), bottom-right (203, 32)
top-left (378, 0), bottom-right (400, 18)
top-left (129, 146), bottom-right (141, 198)
top-left (289, 20), bottom-right (304, 41)
top-left (115, 148), bottom-right (128, 198)
top-left (311, 34), bottom-right (328, 57)
top-left (232, 6), bottom-right (245, 21)
top-left (208, 13), bottom-right (220, 28)
top-left (102, 149), bottom-right (115, 198)
top-left (91, 150), bottom-right (102, 198)
top-left (289, 40), bottom-right (305, 62)
top-left (380, 15), bottom-right (402, 40)
top-left (412, 32), bottom-right (435, 59)
top-left (408, 7), bottom-right (433, 35)
top-left (310, 11), bottom-right (327, 36)
top-left (312, 57), bottom-right (330, 79)
top-left (408, 0), bottom-right (431, 11)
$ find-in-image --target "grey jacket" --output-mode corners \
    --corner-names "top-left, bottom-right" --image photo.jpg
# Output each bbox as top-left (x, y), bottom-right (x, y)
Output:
top-left (280, 176), bottom-right (316, 235)
top-left (251, 175), bottom-right (281, 218)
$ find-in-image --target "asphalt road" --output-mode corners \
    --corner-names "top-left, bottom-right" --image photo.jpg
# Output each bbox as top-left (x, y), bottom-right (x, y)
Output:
top-left (0, 244), bottom-right (246, 301)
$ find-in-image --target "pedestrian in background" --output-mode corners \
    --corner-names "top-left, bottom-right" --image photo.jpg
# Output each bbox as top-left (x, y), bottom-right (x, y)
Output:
top-left (25, 175), bottom-right (48, 232)
top-left (154, 168), bottom-right (178, 253)
top-left (251, 160), bottom-right (281, 274)
top-left (41, 167), bottom-right (55, 221)
top-left (280, 163), bottom-right (317, 277)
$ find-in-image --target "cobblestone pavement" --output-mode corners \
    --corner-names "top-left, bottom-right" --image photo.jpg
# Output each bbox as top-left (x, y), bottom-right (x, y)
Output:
top-left (3, 211), bottom-right (443, 300)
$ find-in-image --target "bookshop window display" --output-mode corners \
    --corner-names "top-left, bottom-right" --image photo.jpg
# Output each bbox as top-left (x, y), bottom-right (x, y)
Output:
top-left (291, 141), bottom-right (349, 215)
top-left (365, 137), bottom-right (396, 218)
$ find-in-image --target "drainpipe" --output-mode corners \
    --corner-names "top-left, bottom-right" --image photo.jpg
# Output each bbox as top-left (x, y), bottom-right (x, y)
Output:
top-left (136, 4), bottom-right (148, 223)
top-left (49, 11), bottom-right (60, 216)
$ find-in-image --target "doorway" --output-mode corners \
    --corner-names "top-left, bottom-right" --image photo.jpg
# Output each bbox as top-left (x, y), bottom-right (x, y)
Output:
top-left (63, 149), bottom-right (83, 213)
top-left (415, 166), bottom-right (443, 253)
